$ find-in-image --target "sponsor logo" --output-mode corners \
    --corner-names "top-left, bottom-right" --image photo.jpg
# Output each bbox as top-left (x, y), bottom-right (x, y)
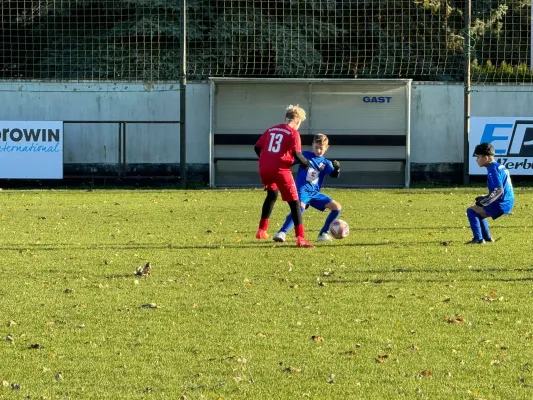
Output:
top-left (362, 96), bottom-right (392, 103)
top-left (495, 158), bottom-right (533, 170)
top-left (478, 120), bottom-right (533, 156)
top-left (471, 118), bottom-right (533, 175)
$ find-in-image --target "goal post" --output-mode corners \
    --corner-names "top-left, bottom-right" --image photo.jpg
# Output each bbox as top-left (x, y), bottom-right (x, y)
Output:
top-left (209, 78), bottom-right (412, 188)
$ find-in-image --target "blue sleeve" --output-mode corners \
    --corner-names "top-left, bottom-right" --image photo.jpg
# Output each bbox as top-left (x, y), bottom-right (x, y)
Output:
top-left (487, 166), bottom-right (502, 193)
top-left (479, 164), bottom-right (505, 207)
top-left (323, 159), bottom-right (334, 175)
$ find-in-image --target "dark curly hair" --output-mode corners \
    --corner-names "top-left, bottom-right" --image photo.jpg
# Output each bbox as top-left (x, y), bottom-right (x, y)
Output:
top-left (474, 142), bottom-right (495, 157)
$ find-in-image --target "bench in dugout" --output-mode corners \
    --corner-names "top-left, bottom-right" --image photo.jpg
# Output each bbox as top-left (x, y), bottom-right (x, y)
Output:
top-left (212, 134), bottom-right (409, 188)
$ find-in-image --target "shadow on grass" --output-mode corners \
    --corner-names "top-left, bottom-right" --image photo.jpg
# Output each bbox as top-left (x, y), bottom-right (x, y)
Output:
top-left (326, 275), bottom-right (533, 284)
top-left (1, 239), bottom-right (452, 251)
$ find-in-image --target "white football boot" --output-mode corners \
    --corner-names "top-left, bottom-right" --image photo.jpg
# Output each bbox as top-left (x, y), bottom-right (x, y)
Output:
top-left (317, 232), bottom-right (333, 242)
top-left (273, 231), bottom-right (286, 242)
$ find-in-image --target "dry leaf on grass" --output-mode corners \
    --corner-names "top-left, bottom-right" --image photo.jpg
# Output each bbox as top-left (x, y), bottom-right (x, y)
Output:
top-left (140, 303), bottom-right (161, 309)
top-left (376, 354), bottom-right (389, 363)
top-left (284, 366), bottom-right (301, 373)
top-left (341, 350), bottom-right (358, 357)
top-left (445, 315), bottom-right (464, 324)
top-left (134, 262), bottom-right (152, 277)
top-left (312, 335), bottom-right (324, 343)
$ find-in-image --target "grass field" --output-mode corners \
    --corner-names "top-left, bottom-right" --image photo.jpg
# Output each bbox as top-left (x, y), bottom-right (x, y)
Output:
top-left (1, 186), bottom-right (533, 399)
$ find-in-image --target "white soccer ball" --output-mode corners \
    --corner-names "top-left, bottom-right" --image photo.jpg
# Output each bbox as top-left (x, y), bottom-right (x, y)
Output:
top-left (329, 219), bottom-right (349, 239)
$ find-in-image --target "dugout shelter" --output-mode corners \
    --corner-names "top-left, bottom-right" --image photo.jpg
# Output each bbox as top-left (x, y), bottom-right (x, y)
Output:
top-left (209, 78), bottom-right (411, 188)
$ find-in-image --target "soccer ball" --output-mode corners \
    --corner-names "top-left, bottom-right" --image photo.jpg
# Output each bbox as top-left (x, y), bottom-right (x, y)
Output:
top-left (329, 219), bottom-right (349, 239)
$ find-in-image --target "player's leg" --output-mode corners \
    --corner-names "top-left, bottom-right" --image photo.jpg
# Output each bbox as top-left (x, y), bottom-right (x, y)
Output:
top-left (277, 171), bottom-right (312, 247)
top-left (482, 204), bottom-right (505, 242)
top-left (319, 196), bottom-right (341, 239)
top-left (466, 205), bottom-right (486, 244)
top-left (273, 202), bottom-right (306, 242)
top-left (256, 173), bottom-right (279, 239)
top-left (274, 192), bottom-right (310, 242)
top-left (479, 217), bottom-right (493, 242)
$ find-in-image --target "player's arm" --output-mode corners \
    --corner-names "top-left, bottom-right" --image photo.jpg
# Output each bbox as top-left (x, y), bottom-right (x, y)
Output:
top-left (479, 168), bottom-right (504, 206)
top-left (291, 132), bottom-right (309, 169)
top-left (293, 151), bottom-right (310, 169)
top-left (329, 160), bottom-right (341, 178)
top-left (254, 131), bottom-right (267, 157)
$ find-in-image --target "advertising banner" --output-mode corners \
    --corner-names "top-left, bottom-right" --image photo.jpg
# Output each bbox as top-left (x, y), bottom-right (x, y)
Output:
top-left (0, 121), bottom-right (63, 179)
top-left (470, 117), bottom-right (533, 175)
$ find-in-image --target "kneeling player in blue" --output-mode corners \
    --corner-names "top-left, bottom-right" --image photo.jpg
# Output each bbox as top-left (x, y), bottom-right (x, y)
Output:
top-left (466, 142), bottom-right (515, 244)
top-left (273, 133), bottom-right (341, 243)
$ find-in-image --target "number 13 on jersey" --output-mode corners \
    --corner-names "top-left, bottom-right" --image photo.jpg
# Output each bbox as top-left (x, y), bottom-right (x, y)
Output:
top-left (268, 133), bottom-right (283, 153)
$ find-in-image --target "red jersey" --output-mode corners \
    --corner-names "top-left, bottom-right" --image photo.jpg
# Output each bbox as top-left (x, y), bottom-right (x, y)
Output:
top-left (255, 124), bottom-right (302, 171)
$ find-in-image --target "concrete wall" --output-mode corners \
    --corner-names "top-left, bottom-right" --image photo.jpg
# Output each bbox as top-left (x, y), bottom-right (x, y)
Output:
top-left (410, 83), bottom-right (533, 163)
top-left (0, 81), bottom-right (210, 177)
top-left (1, 80), bottom-right (532, 183)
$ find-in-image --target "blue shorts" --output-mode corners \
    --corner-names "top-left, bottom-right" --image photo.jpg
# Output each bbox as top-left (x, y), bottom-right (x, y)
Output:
top-left (484, 203), bottom-right (505, 219)
top-left (299, 191), bottom-right (332, 212)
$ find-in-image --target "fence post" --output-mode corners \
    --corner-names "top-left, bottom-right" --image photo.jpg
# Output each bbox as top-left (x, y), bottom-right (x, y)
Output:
top-left (180, 0), bottom-right (187, 188)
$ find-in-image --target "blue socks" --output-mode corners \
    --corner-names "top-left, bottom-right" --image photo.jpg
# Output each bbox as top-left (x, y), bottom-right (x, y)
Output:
top-left (320, 210), bottom-right (341, 235)
top-left (279, 206), bottom-right (306, 233)
top-left (467, 208), bottom-right (491, 241)
top-left (480, 217), bottom-right (492, 240)
top-left (279, 208), bottom-right (341, 235)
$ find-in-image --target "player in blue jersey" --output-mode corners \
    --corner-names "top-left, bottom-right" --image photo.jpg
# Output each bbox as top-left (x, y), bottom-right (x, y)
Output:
top-left (273, 133), bottom-right (342, 243)
top-left (466, 142), bottom-right (515, 244)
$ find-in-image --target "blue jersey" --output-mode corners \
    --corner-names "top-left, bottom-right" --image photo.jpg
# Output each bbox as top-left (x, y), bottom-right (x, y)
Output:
top-left (295, 151), bottom-right (335, 193)
top-left (479, 161), bottom-right (514, 213)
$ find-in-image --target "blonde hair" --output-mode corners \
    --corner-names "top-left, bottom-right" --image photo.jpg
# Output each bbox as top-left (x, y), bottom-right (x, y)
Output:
top-left (285, 104), bottom-right (306, 123)
top-left (313, 133), bottom-right (329, 146)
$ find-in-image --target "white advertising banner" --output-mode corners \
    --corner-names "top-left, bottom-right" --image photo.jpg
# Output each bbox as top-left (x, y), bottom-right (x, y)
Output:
top-left (0, 121), bottom-right (63, 179)
top-left (470, 117), bottom-right (533, 175)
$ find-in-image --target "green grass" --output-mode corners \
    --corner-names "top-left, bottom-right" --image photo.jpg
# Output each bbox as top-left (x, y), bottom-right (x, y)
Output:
top-left (1, 187), bottom-right (533, 399)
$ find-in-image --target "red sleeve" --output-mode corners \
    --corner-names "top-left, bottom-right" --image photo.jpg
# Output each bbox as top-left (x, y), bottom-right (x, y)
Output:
top-left (292, 131), bottom-right (302, 153)
top-left (256, 129), bottom-right (268, 148)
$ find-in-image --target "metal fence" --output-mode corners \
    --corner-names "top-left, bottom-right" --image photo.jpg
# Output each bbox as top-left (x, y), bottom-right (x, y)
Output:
top-left (1, 0), bottom-right (532, 84)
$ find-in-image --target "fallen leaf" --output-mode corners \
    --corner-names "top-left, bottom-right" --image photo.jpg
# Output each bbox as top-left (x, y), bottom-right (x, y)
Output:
top-left (134, 262), bottom-right (152, 277)
top-left (376, 354), bottom-right (389, 363)
top-left (341, 350), bottom-right (358, 357)
top-left (312, 335), bottom-right (324, 343)
top-left (445, 315), bottom-right (464, 324)
top-left (140, 303), bottom-right (161, 309)
top-left (284, 366), bottom-right (301, 373)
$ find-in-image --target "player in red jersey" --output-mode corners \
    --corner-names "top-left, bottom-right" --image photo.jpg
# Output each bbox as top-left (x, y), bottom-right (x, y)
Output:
top-left (254, 105), bottom-right (313, 248)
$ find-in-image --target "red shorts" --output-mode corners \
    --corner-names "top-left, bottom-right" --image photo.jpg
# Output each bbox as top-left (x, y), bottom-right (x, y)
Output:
top-left (259, 169), bottom-right (298, 201)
